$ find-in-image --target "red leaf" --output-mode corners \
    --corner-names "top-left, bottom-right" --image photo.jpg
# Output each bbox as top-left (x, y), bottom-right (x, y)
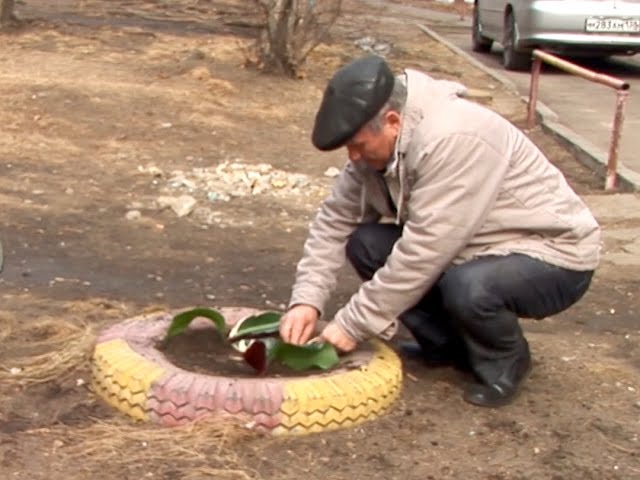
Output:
top-left (243, 341), bottom-right (267, 375)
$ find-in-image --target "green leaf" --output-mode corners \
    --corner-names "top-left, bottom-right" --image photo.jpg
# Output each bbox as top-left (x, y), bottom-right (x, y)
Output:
top-left (263, 337), bottom-right (279, 364)
top-left (268, 340), bottom-right (340, 371)
top-left (227, 311), bottom-right (282, 343)
top-left (164, 307), bottom-right (228, 343)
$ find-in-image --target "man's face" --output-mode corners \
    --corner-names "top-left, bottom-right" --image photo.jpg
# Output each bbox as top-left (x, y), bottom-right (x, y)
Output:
top-left (345, 110), bottom-right (401, 171)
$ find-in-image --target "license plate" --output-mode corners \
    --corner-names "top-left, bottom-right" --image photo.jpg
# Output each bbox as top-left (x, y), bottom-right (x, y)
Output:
top-left (585, 17), bottom-right (640, 33)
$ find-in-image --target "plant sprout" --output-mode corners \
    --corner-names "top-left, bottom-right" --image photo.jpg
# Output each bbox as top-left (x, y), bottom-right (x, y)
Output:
top-left (164, 308), bottom-right (339, 375)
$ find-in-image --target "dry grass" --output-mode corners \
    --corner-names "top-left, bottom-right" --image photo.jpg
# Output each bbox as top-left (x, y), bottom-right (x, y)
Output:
top-left (0, 310), bottom-right (12, 342)
top-left (44, 416), bottom-right (257, 479)
top-left (0, 303), bottom-right (258, 479)
top-left (0, 314), bottom-right (94, 386)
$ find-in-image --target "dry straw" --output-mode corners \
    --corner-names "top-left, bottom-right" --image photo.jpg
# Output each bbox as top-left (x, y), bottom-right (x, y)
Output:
top-left (0, 314), bottom-right (94, 386)
top-left (1, 305), bottom-right (258, 479)
top-left (50, 416), bottom-right (256, 479)
top-left (0, 310), bottom-right (12, 343)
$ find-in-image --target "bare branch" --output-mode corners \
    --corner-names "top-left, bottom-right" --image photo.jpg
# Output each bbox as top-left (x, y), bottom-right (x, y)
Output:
top-left (250, 0), bottom-right (343, 77)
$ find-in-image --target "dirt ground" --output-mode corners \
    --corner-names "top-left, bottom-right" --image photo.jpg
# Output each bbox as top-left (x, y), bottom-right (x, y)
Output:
top-left (0, 1), bottom-right (639, 479)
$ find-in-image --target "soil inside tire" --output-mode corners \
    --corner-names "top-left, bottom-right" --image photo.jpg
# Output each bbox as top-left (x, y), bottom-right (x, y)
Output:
top-left (159, 329), bottom-right (374, 378)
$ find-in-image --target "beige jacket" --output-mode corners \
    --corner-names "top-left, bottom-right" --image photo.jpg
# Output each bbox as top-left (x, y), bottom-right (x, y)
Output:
top-left (289, 69), bottom-right (601, 342)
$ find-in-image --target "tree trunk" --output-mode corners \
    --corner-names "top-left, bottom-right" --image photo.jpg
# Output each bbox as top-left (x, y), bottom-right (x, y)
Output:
top-left (253, 0), bottom-right (342, 78)
top-left (0, 0), bottom-right (16, 26)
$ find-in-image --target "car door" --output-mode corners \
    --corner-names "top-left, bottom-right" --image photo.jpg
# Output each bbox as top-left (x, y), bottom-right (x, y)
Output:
top-left (478, 0), bottom-right (509, 39)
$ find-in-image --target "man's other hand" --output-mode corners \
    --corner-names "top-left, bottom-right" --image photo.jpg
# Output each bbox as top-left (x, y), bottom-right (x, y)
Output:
top-left (279, 304), bottom-right (319, 345)
top-left (321, 321), bottom-right (357, 352)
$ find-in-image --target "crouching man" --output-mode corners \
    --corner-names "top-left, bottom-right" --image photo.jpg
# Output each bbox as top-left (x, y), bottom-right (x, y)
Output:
top-left (279, 55), bottom-right (600, 407)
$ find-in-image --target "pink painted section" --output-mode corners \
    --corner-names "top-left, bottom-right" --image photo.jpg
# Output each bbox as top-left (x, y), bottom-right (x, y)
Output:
top-left (223, 381), bottom-right (244, 414)
top-left (96, 311), bottom-right (173, 345)
top-left (149, 372), bottom-right (285, 429)
top-left (252, 412), bottom-right (282, 430)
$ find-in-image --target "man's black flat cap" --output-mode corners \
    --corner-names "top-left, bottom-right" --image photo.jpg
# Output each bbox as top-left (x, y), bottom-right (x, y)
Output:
top-left (312, 55), bottom-right (394, 151)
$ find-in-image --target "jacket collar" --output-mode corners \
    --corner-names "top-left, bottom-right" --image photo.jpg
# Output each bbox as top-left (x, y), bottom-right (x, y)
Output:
top-left (396, 70), bottom-right (423, 158)
top-left (395, 69), bottom-right (468, 158)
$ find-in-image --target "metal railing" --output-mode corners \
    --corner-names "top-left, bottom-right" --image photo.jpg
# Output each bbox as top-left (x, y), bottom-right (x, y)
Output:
top-left (526, 49), bottom-right (630, 191)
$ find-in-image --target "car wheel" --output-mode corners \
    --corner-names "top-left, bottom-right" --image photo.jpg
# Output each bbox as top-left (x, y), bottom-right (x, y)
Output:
top-left (503, 11), bottom-right (531, 71)
top-left (471, 5), bottom-right (493, 53)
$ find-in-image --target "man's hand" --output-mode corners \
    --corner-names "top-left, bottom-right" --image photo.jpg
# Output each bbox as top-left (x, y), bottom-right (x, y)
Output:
top-left (321, 321), bottom-right (357, 352)
top-left (279, 304), bottom-right (319, 345)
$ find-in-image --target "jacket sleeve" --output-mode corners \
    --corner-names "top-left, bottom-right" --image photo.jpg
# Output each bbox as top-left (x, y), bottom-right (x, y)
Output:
top-left (288, 162), bottom-right (367, 315)
top-left (334, 133), bottom-right (510, 341)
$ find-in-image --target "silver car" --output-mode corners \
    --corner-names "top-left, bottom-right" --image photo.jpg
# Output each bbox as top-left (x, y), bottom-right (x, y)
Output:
top-left (473, 0), bottom-right (640, 70)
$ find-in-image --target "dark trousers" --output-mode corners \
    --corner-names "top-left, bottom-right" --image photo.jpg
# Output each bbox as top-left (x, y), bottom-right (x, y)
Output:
top-left (345, 223), bottom-right (594, 384)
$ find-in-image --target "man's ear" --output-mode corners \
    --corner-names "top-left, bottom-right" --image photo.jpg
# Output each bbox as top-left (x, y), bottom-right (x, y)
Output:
top-left (384, 110), bottom-right (402, 134)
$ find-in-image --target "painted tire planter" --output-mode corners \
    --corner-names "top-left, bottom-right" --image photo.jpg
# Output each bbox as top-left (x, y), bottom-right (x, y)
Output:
top-left (91, 307), bottom-right (403, 435)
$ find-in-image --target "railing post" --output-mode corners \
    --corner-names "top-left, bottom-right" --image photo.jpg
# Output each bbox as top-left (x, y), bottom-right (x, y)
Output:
top-left (527, 49), bottom-right (630, 191)
top-left (527, 54), bottom-right (542, 129)
top-left (605, 89), bottom-right (629, 191)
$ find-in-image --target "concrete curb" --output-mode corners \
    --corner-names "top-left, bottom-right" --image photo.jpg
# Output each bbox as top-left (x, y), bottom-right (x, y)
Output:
top-left (416, 23), bottom-right (640, 192)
